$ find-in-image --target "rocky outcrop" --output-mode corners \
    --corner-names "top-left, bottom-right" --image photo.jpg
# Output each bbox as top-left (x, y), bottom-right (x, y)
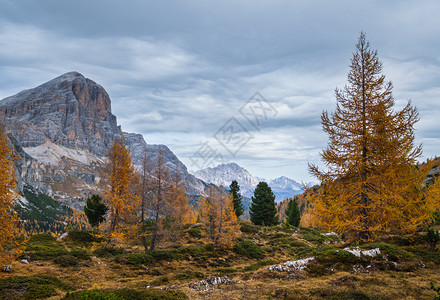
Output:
top-left (0, 71), bottom-right (207, 207)
top-left (0, 72), bottom-right (121, 157)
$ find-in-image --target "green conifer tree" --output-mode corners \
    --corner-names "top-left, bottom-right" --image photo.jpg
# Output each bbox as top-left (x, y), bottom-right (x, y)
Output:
top-left (229, 180), bottom-right (244, 218)
top-left (250, 182), bottom-right (278, 226)
top-left (84, 194), bottom-right (108, 228)
top-left (286, 197), bottom-right (301, 227)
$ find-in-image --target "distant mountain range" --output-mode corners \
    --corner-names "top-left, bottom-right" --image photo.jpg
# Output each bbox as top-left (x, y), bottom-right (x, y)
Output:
top-left (192, 163), bottom-right (311, 202)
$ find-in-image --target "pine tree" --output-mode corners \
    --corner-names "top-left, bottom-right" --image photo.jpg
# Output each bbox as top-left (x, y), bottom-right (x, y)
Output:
top-left (286, 197), bottom-right (301, 227)
top-left (229, 180), bottom-right (244, 218)
top-left (0, 124), bottom-right (25, 268)
top-left (250, 182), bottom-right (278, 226)
top-left (104, 137), bottom-right (139, 244)
top-left (309, 32), bottom-right (429, 242)
top-left (199, 186), bottom-right (240, 247)
top-left (84, 194), bottom-right (108, 228)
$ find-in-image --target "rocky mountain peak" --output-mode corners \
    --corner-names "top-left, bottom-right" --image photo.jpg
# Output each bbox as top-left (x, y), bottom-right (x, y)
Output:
top-left (0, 71), bottom-right (120, 157)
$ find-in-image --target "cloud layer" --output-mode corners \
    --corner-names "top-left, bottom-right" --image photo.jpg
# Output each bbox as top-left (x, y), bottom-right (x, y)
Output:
top-left (0, 0), bottom-right (439, 181)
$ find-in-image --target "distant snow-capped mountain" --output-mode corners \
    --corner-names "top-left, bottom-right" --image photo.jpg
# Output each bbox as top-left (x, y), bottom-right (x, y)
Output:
top-left (192, 163), bottom-right (307, 202)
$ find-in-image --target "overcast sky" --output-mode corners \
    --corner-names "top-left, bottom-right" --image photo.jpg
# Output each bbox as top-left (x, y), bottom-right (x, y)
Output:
top-left (0, 0), bottom-right (439, 182)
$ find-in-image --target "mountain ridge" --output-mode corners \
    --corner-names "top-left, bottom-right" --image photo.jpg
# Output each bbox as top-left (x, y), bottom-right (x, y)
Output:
top-left (192, 162), bottom-right (308, 202)
top-left (0, 71), bottom-right (208, 208)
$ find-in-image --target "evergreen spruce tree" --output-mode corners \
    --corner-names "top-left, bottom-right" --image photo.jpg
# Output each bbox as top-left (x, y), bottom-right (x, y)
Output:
top-left (250, 182), bottom-right (278, 226)
top-left (229, 180), bottom-right (244, 218)
top-left (286, 197), bottom-right (301, 227)
top-left (84, 194), bottom-right (108, 228)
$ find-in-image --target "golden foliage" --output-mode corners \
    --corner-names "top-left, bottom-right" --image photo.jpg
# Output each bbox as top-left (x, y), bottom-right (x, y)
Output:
top-left (104, 137), bottom-right (139, 244)
top-left (309, 33), bottom-right (432, 242)
top-left (0, 124), bottom-right (26, 268)
top-left (139, 149), bottom-right (194, 250)
top-left (198, 186), bottom-right (240, 248)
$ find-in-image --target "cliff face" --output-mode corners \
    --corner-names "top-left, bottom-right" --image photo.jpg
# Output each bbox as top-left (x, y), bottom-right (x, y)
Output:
top-left (0, 72), bottom-right (206, 208)
top-left (0, 72), bottom-right (120, 156)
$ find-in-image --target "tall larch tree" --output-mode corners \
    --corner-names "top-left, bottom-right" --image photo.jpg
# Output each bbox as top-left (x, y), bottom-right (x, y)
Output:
top-left (250, 182), bottom-right (278, 226)
top-left (105, 137), bottom-right (139, 244)
top-left (229, 180), bottom-right (244, 218)
top-left (199, 186), bottom-right (240, 248)
top-left (0, 125), bottom-right (25, 269)
top-left (309, 32), bottom-right (431, 242)
top-left (148, 148), bottom-right (171, 251)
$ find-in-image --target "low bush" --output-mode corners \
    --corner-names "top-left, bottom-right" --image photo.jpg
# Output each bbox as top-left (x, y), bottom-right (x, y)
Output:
top-left (239, 222), bottom-right (260, 234)
top-left (67, 230), bottom-right (103, 245)
top-left (317, 249), bottom-right (361, 265)
top-left (214, 267), bottom-right (237, 275)
top-left (234, 240), bottom-right (264, 259)
top-left (54, 255), bottom-right (80, 267)
top-left (244, 259), bottom-right (275, 271)
top-left (127, 253), bottom-right (154, 265)
top-left (187, 226), bottom-right (202, 238)
top-left (25, 234), bottom-right (69, 260)
top-left (63, 288), bottom-right (187, 299)
top-left (0, 275), bottom-right (72, 299)
top-left (93, 246), bottom-right (125, 258)
top-left (173, 270), bottom-right (204, 281)
top-left (362, 243), bottom-right (412, 259)
top-left (149, 276), bottom-right (170, 286)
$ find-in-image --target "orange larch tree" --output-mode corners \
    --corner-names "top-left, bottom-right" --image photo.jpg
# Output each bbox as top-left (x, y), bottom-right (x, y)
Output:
top-left (0, 124), bottom-right (25, 269)
top-left (309, 33), bottom-right (432, 242)
top-left (104, 137), bottom-right (139, 244)
top-left (198, 186), bottom-right (240, 248)
top-left (142, 148), bottom-right (194, 251)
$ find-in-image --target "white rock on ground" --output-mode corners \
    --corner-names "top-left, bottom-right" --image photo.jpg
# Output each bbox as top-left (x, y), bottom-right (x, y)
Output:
top-left (268, 257), bottom-right (315, 272)
top-left (342, 247), bottom-right (381, 257)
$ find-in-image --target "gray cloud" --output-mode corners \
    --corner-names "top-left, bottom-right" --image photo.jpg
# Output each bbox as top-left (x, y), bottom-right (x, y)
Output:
top-left (0, 0), bottom-right (439, 181)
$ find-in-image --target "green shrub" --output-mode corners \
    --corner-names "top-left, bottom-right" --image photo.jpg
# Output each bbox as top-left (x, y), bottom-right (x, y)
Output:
top-left (328, 290), bottom-right (373, 300)
top-left (407, 247), bottom-right (440, 264)
top-left (362, 243), bottom-right (412, 259)
top-left (127, 253), bottom-right (154, 265)
top-left (0, 276), bottom-right (72, 299)
top-left (173, 270), bottom-right (204, 281)
top-left (425, 228), bottom-right (440, 251)
top-left (244, 259), bottom-right (275, 271)
top-left (25, 234), bottom-right (69, 260)
top-left (68, 230), bottom-right (103, 245)
top-left (234, 240), bottom-right (264, 259)
top-left (150, 276), bottom-right (170, 286)
top-left (181, 246), bottom-right (207, 255)
top-left (317, 249), bottom-right (361, 265)
top-left (54, 255), bottom-right (80, 267)
top-left (214, 268), bottom-right (237, 275)
top-left (93, 246), bottom-right (125, 257)
top-left (149, 250), bottom-right (181, 261)
top-left (187, 226), bottom-right (202, 238)
top-left (306, 262), bottom-right (331, 277)
top-left (63, 288), bottom-right (188, 300)
top-left (28, 233), bottom-right (57, 243)
top-left (240, 222), bottom-right (260, 233)
top-left (70, 249), bottom-right (91, 260)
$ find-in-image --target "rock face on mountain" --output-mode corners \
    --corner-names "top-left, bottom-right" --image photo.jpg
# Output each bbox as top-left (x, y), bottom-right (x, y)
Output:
top-left (192, 162), bottom-right (305, 202)
top-left (0, 72), bottom-right (207, 208)
top-left (0, 72), bottom-right (120, 156)
top-left (123, 132), bottom-right (207, 195)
